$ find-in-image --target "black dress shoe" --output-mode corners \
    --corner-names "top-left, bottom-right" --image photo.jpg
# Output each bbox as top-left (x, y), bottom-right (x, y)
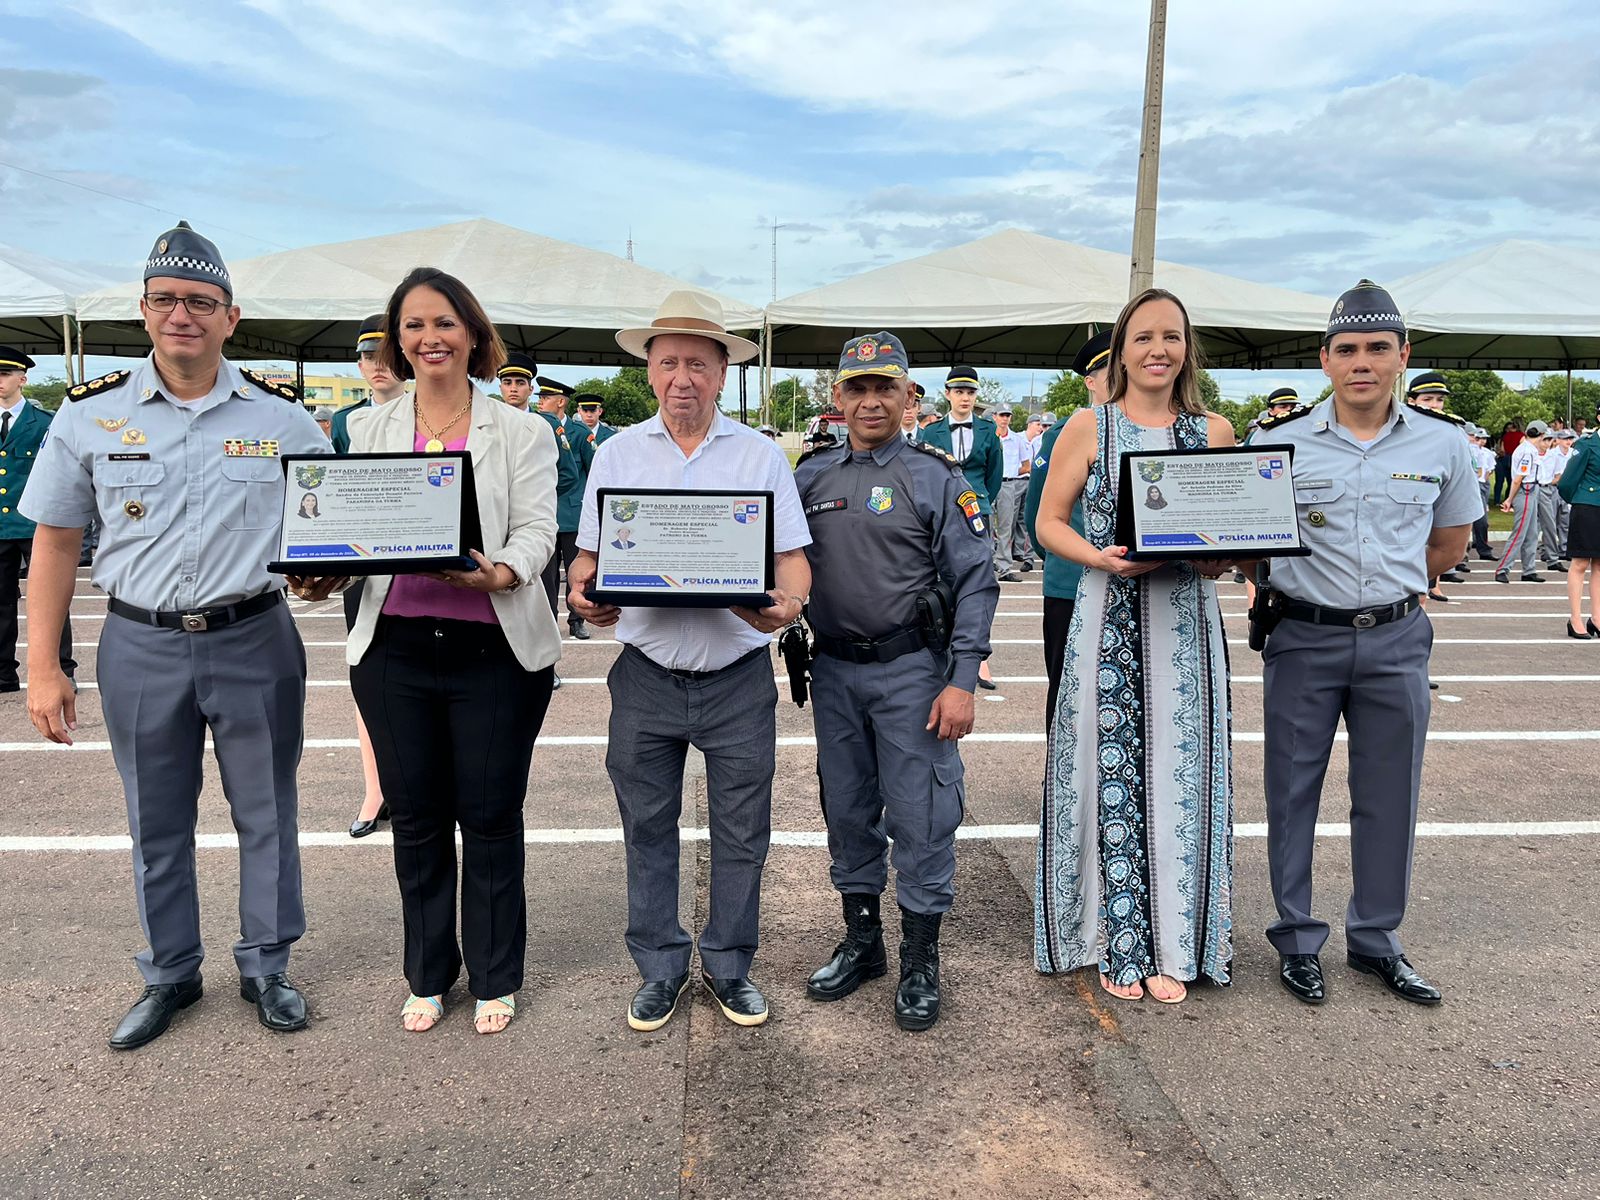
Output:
top-left (1347, 952), bottom-right (1441, 1005)
top-left (702, 973), bottom-right (769, 1026)
top-left (1548, 561), bottom-right (1569, 572)
top-left (552, 671), bottom-right (562, 690)
top-left (807, 893), bottom-right (888, 1001)
top-left (1521, 573), bottom-right (1546, 583)
top-left (1494, 573), bottom-right (1510, 584)
top-left (1278, 954), bottom-right (1325, 1005)
top-left (977, 677), bottom-right (997, 691)
top-left (348, 802), bottom-right (389, 838)
top-left (1588, 618), bottom-right (1600, 638)
top-left (568, 617), bottom-right (591, 640)
top-left (628, 972), bottom-right (690, 1032)
top-left (1438, 571), bottom-right (1466, 583)
top-left (895, 909), bottom-right (942, 1032)
top-left (1567, 622), bottom-right (1594, 640)
top-left (1019, 560), bottom-right (1035, 572)
top-left (1476, 548), bottom-right (1499, 560)
top-left (997, 570), bottom-right (1023, 582)
top-left (1427, 590), bottom-right (1450, 602)
top-left (110, 977), bottom-right (204, 1049)
top-left (239, 972), bottom-right (309, 1031)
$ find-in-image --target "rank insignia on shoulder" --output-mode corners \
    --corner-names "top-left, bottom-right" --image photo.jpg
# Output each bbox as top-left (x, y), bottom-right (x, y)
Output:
top-left (910, 440), bottom-right (959, 465)
top-left (1255, 403), bottom-right (1314, 430)
top-left (1404, 401), bottom-right (1467, 425)
top-left (68, 370), bottom-right (131, 401)
top-left (239, 369), bottom-right (300, 401)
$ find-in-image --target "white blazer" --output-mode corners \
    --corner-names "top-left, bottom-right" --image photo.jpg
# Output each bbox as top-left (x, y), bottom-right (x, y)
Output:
top-left (345, 387), bottom-right (563, 673)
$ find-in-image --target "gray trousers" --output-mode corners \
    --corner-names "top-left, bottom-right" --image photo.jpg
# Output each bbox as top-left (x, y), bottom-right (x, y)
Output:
top-left (1470, 481), bottom-right (1493, 557)
top-left (992, 478), bottom-right (1028, 572)
top-left (606, 644), bottom-right (776, 980)
top-left (1536, 483), bottom-right (1564, 564)
top-left (1498, 484), bottom-right (1540, 577)
top-left (810, 648), bottom-right (965, 914)
top-left (98, 600), bottom-right (307, 984)
top-left (1262, 606), bottom-right (1432, 958)
top-left (1558, 497), bottom-right (1572, 559)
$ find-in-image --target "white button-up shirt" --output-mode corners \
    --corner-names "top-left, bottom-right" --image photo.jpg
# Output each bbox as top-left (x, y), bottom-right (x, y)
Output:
top-left (578, 412), bottom-right (810, 671)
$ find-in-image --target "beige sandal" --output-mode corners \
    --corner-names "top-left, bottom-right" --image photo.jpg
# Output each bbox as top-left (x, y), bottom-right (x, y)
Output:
top-left (1099, 973), bottom-right (1144, 1002)
top-left (1145, 974), bottom-right (1188, 1005)
top-left (473, 995), bottom-right (515, 1034)
top-left (401, 993), bottom-right (444, 1032)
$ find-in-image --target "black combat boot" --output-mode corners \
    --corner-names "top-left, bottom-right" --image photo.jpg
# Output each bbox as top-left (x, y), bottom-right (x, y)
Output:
top-left (894, 908), bottom-right (942, 1032)
top-left (806, 893), bottom-right (887, 1001)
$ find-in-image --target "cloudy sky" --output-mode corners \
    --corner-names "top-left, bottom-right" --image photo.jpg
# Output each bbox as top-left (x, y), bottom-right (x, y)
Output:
top-left (6, 0), bottom-right (1599, 400)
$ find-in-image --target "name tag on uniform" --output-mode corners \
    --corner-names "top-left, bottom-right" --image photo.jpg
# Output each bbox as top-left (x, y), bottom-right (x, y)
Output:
top-left (224, 439), bottom-right (280, 457)
top-left (1298, 478), bottom-right (1333, 489)
top-left (805, 497), bottom-right (847, 515)
top-left (108, 452), bottom-right (151, 461)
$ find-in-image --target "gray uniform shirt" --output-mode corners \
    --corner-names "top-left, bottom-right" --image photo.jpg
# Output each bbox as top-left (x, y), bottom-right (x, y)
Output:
top-left (1253, 397), bottom-right (1482, 608)
top-left (20, 357), bottom-right (330, 610)
top-left (793, 436), bottom-right (1000, 692)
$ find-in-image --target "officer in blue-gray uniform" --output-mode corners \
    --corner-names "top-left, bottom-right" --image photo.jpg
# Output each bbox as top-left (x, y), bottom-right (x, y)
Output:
top-left (793, 331), bottom-right (1000, 1032)
top-left (20, 222), bottom-right (332, 1050)
top-left (0, 345), bottom-right (75, 690)
top-left (1251, 280), bottom-right (1481, 1009)
top-left (539, 375), bottom-right (594, 640)
top-left (1023, 328), bottom-right (1108, 729)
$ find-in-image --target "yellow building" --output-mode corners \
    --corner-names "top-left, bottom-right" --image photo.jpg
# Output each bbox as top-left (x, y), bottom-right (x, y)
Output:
top-left (260, 371), bottom-right (379, 408)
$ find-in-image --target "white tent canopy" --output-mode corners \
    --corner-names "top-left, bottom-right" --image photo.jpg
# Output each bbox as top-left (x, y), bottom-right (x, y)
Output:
top-left (764, 229), bottom-right (1334, 370)
top-left (73, 218), bottom-right (764, 366)
top-left (1388, 240), bottom-right (1600, 369)
top-left (0, 244), bottom-right (115, 358)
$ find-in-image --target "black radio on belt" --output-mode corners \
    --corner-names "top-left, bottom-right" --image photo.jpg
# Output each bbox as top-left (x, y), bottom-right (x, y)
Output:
top-left (1246, 563), bottom-right (1283, 652)
top-left (916, 580), bottom-right (956, 652)
top-left (778, 619), bottom-right (811, 708)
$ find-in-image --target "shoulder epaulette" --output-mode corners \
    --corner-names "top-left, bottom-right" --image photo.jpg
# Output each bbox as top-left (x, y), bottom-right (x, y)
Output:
top-left (240, 368), bottom-right (300, 401)
top-left (66, 370), bottom-right (131, 401)
top-left (1405, 401), bottom-right (1466, 426)
top-left (1256, 403), bottom-right (1315, 430)
top-left (910, 439), bottom-right (961, 467)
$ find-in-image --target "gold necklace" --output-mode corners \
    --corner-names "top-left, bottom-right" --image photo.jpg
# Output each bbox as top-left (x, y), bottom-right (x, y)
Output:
top-left (415, 393), bottom-right (472, 453)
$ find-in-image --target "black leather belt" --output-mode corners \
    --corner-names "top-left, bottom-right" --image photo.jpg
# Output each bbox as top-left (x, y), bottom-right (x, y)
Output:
top-left (1279, 594), bottom-right (1419, 630)
top-left (648, 644), bottom-right (768, 681)
top-left (813, 625), bottom-right (929, 664)
top-left (109, 590), bottom-right (283, 633)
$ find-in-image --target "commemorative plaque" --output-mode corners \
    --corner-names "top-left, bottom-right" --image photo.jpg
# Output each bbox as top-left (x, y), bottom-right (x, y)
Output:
top-left (589, 488), bottom-right (775, 608)
top-left (1115, 444), bottom-right (1311, 561)
top-left (267, 452), bottom-right (483, 576)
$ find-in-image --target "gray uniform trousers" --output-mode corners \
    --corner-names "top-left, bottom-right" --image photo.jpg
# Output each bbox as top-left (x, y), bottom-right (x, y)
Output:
top-left (992, 478), bottom-right (1028, 572)
top-left (1470, 481), bottom-right (1494, 557)
top-left (1499, 484), bottom-right (1540, 576)
top-left (810, 647), bottom-right (965, 914)
top-left (606, 644), bottom-right (776, 981)
top-left (1262, 607), bottom-right (1432, 958)
top-left (97, 600), bottom-right (307, 984)
top-left (1536, 483), bottom-right (1564, 565)
top-left (1557, 495), bottom-right (1572, 559)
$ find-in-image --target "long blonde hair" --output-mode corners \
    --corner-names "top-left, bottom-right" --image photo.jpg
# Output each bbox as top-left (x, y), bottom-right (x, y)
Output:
top-left (1105, 288), bottom-right (1208, 417)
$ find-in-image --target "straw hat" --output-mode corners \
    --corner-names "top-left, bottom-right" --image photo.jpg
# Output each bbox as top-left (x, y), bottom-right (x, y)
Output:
top-left (615, 289), bottom-right (760, 364)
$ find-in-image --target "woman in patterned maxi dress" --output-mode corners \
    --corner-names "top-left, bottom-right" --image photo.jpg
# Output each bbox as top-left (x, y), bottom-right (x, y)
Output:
top-left (1031, 289), bottom-right (1236, 1004)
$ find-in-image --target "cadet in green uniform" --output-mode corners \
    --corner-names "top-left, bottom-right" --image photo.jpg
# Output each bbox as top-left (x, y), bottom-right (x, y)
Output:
top-left (794, 332), bottom-right (999, 1031)
top-left (0, 346), bottom-right (75, 690)
top-left (572, 393), bottom-right (617, 445)
top-left (537, 375), bottom-right (591, 640)
top-left (1023, 330), bottom-right (1109, 728)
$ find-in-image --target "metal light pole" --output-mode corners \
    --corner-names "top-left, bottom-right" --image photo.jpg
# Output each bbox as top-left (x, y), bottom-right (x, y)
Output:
top-left (1128, 0), bottom-right (1168, 298)
top-left (762, 220), bottom-right (787, 428)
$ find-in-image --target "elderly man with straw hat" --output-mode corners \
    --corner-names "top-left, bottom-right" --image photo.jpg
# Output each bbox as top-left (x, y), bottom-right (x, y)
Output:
top-left (568, 291), bottom-right (812, 1032)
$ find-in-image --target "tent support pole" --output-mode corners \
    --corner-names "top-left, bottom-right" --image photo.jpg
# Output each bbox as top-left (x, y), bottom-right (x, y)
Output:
top-left (739, 364), bottom-right (748, 423)
top-left (77, 323), bottom-right (85, 382)
top-left (61, 316), bottom-right (74, 385)
top-left (1128, 0), bottom-right (1168, 298)
top-left (1568, 367), bottom-right (1574, 426)
top-left (296, 359), bottom-right (305, 399)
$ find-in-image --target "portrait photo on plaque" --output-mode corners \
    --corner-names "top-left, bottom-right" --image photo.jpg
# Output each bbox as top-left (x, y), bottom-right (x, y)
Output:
top-left (589, 487), bottom-right (775, 608)
top-left (267, 452), bottom-right (484, 576)
top-left (1114, 444), bottom-right (1311, 561)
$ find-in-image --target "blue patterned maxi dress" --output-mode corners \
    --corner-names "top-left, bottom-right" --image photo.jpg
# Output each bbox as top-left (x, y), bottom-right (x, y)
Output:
top-left (1034, 404), bottom-right (1234, 987)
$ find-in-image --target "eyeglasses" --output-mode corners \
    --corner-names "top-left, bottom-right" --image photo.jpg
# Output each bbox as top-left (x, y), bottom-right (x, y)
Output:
top-left (142, 292), bottom-right (228, 317)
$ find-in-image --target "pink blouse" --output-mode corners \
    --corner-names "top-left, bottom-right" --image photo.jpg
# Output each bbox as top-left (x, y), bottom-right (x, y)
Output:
top-left (381, 433), bottom-right (499, 624)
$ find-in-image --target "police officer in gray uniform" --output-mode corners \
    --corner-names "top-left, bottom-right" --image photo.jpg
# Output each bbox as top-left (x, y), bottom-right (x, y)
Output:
top-left (793, 331), bottom-right (1000, 1031)
top-left (1252, 280), bottom-right (1481, 1008)
top-left (21, 222), bottom-right (332, 1049)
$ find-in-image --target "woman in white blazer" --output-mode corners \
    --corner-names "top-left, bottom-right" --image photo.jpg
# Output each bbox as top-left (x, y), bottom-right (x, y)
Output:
top-left (347, 267), bottom-right (562, 1036)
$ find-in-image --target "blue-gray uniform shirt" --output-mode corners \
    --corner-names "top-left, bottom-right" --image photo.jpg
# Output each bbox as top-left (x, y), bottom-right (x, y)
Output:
top-left (1252, 397), bottom-right (1481, 608)
top-left (20, 357), bottom-right (330, 611)
top-left (793, 436), bottom-right (1000, 692)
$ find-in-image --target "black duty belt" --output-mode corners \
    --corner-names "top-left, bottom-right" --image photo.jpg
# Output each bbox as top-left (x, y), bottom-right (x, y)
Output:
top-left (647, 644), bottom-right (768, 682)
top-left (108, 590), bottom-right (284, 633)
top-left (813, 625), bottom-right (930, 664)
top-left (1279, 594), bottom-right (1419, 631)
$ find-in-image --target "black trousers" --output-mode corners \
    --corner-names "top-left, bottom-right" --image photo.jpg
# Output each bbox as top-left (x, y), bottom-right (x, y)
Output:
top-left (1042, 596), bottom-right (1075, 732)
top-left (541, 531), bottom-right (581, 621)
top-left (0, 538), bottom-right (75, 682)
top-left (350, 616), bottom-right (554, 999)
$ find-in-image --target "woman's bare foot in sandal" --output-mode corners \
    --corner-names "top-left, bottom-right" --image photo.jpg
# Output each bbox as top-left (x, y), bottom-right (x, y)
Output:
top-left (1099, 973), bottom-right (1144, 1001)
top-left (401, 993), bottom-right (443, 1032)
top-left (1145, 974), bottom-right (1187, 1004)
top-left (474, 995), bottom-right (516, 1034)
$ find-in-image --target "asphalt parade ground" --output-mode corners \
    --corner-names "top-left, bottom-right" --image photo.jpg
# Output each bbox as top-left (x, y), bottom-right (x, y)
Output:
top-left (2, 563), bottom-right (1597, 1200)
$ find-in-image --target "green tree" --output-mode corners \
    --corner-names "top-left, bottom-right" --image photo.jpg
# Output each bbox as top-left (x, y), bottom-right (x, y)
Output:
top-left (1479, 387), bottom-right (1558, 441)
top-left (1434, 369), bottom-right (1506, 425)
top-left (1196, 368), bottom-right (1221, 407)
top-left (571, 367), bottom-right (657, 427)
top-left (808, 369), bottom-right (838, 418)
top-left (1210, 399), bottom-right (1257, 440)
top-left (1042, 370), bottom-right (1088, 417)
top-left (978, 377), bottom-right (1016, 417)
top-left (767, 377), bottom-right (815, 431)
top-left (1525, 373), bottom-right (1600, 424)
top-left (23, 377), bottom-right (67, 413)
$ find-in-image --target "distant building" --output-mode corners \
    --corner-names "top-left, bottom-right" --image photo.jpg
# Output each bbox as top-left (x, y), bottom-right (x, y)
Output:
top-left (260, 371), bottom-right (382, 408)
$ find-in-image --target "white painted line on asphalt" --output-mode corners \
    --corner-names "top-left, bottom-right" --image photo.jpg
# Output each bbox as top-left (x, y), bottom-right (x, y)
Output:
top-left (7, 730), bottom-right (1600, 753)
top-left (979, 674), bottom-right (1600, 685)
top-left (5, 818), bottom-right (1597, 854)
